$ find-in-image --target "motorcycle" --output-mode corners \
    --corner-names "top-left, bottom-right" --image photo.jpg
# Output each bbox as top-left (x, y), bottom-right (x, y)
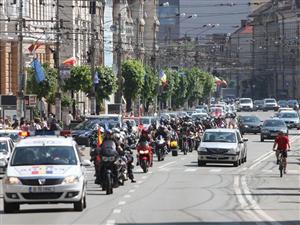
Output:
top-left (155, 135), bottom-right (166, 161)
top-left (136, 141), bottom-right (152, 173)
top-left (99, 155), bottom-right (118, 195)
top-left (170, 131), bottom-right (179, 156)
top-left (181, 134), bottom-right (189, 155)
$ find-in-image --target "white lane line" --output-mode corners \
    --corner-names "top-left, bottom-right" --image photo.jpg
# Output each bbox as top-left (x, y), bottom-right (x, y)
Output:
top-left (252, 151), bottom-right (273, 164)
top-left (209, 168), bottom-right (222, 173)
top-left (141, 176), bottom-right (147, 179)
top-left (158, 161), bottom-right (176, 169)
top-left (137, 181), bottom-right (143, 184)
top-left (113, 209), bottom-right (122, 214)
top-left (118, 201), bottom-right (126, 206)
top-left (249, 152), bottom-right (274, 170)
top-left (148, 171), bottom-right (153, 174)
top-left (129, 189), bottom-right (135, 193)
top-left (124, 194), bottom-right (131, 198)
top-left (184, 168), bottom-right (197, 172)
top-left (233, 176), bottom-right (266, 223)
top-left (106, 219), bottom-right (116, 225)
top-left (241, 176), bottom-right (282, 225)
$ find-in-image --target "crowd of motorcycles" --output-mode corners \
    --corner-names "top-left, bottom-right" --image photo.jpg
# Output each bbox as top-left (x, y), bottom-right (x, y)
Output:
top-left (88, 113), bottom-right (237, 195)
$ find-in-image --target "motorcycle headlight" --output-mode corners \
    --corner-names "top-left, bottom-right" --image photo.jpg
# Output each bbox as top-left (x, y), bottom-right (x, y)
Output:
top-left (4, 177), bottom-right (21, 185)
top-left (62, 175), bottom-right (79, 184)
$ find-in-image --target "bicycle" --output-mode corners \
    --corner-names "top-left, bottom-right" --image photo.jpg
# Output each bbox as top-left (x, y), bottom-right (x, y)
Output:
top-left (278, 150), bottom-right (290, 178)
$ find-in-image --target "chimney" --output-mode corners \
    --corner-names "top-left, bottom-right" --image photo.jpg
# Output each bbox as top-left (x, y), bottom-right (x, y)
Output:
top-left (241, 20), bottom-right (247, 27)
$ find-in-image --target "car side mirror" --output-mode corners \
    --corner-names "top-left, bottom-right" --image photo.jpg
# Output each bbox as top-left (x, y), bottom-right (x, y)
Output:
top-left (239, 140), bottom-right (244, 144)
top-left (81, 159), bottom-right (92, 167)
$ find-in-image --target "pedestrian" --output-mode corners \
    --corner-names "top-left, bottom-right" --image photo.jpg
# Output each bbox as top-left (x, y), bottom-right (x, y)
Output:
top-left (66, 111), bottom-right (73, 129)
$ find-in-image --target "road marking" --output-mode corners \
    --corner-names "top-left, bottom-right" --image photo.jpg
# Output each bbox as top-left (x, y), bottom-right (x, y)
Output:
top-left (124, 194), bottom-right (131, 198)
top-left (148, 171), bottom-right (153, 174)
top-left (252, 151), bottom-right (273, 164)
top-left (184, 168), bottom-right (197, 172)
top-left (141, 176), bottom-right (147, 179)
top-left (233, 176), bottom-right (267, 224)
top-left (240, 176), bottom-right (282, 225)
top-left (113, 209), bottom-right (121, 214)
top-left (158, 161), bottom-right (176, 169)
top-left (137, 181), bottom-right (143, 184)
top-left (134, 185), bottom-right (140, 188)
top-left (262, 169), bottom-right (299, 174)
top-left (129, 189), bottom-right (135, 193)
top-left (249, 152), bottom-right (274, 170)
top-left (118, 201), bottom-right (126, 205)
top-left (106, 220), bottom-right (116, 225)
top-left (209, 168), bottom-right (222, 173)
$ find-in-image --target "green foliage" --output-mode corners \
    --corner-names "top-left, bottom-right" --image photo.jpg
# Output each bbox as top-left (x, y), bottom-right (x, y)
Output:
top-left (95, 66), bottom-right (118, 102)
top-left (122, 60), bottom-right (145, 111)
top-left (186, 67), bottom-right (206, 104)
top-left (172, 71), bottom-right (188, 108)
top-left (26, 63), bottom-right (58, 103)
top-left (141, 67), bottom-right (159, 107)
top-left (161, 69), bottom-right (178, 102)
top-left (61, 95), bottom-right (73, 107)
top-left (202, 72), bottom-right (215, 100)
top-left (63, 65), bottom-right (92, 94)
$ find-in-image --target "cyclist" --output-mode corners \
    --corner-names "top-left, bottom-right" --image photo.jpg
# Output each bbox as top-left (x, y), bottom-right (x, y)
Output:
top-left (272, 131), bottom-right (290, 174)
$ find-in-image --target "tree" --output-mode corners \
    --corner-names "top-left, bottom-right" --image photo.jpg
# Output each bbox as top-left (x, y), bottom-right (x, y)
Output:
top-left (202, 72), bottom-right (215, 103)
top-left (160, 69), bottom-right (178, 108)
top-left (26, 63), bottom-right (57, 104)
top-left (63, 65), bottom-right (92, 94)
top-left (186, 68), bottom-right (206, 106)
top-left (122, 60), bottom-right (145, 112)
top-left (141, 67), bottom-right (158, 111)
top-left (172, 71), bottom-right (188, 108)
top-left (95, 66), bottom-right (118, 112)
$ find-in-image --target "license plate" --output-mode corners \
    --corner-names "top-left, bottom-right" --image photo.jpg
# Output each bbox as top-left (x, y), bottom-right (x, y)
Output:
top-left (29, 186), bottom-right (55, 193)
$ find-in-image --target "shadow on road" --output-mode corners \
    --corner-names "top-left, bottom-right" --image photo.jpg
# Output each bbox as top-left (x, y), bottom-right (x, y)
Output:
top-left (256, 187), bottom-right (300, 191)
top-left (0, 208), bottom-right (74, 214)
top-left (184, 163), bottom-right (234, 168)
top-left (117, 221), bottom-right (300, 225)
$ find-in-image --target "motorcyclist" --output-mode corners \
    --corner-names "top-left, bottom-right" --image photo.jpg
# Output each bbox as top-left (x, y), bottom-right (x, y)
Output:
top-left (138, 128), bottom-right (153, 167)
top-left (155, 124), bottom-right (170, 153)
top-left (93, 129), bottom-right (121, 186)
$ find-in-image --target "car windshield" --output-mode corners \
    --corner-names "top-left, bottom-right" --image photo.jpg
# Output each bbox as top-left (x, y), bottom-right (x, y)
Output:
top-left (287, 100), bottom-right (297, 104)
top-left (240, 99), bottom-right (251, 104)
top-left (263, 120), bottom-right (286, 127)
top-left (254, 100), bottom-right (263, 104)
top-left (0, 142), bottom-right (8, 153)
top-left (11, 146), bottom-right (77, 166)
top-left (279, 113), bottom-right (298, 119)
top-left (203, 132), bottom-right (236, 143)
top-left (265, 99), bottom-right (275, 103)
top-left (73, 120), bottom-right (92, 130)
top-left (241, 116), bottom-right (259, 123)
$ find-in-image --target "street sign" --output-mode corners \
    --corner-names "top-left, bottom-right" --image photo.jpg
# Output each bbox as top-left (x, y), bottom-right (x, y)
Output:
top-left (0, 95), bottom-right (17, 106)
top-left (107, 104), bottom-right (122, 114)
top-left (24, 95), bottom-right (37, 106)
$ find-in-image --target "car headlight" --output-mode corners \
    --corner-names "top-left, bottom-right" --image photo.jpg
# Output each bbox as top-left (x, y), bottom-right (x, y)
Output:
top-left (4, 177), bottom-right (21, 185)
top-left (243, 125), bottom-right (249, 128)
top-left (228, 148), bottom-right (236, 154)
top-left (0, 159), bottom-right (7, 166)
top-left (62, 175), bottom-right (80, 184)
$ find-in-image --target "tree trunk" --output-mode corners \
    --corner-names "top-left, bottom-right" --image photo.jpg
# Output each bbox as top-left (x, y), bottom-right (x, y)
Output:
top-left (71, 91), bottom-right (76, 117)
top-left (126, 98), bottom-right (132, 113)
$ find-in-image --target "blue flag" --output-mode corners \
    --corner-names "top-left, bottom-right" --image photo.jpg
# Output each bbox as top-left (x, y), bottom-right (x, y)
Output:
top-left (31, 58), bottom-right (45, 83)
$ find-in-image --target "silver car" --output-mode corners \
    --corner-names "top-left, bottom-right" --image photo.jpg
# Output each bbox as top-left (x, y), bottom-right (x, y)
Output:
top-left (3, 135), bottom-right (91, 213)
top-left (198, 129), bottom-right (248, 167)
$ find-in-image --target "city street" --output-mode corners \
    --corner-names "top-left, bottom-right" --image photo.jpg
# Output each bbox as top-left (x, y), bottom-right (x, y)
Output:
top-left (0, 111), bottom-right (299, 225)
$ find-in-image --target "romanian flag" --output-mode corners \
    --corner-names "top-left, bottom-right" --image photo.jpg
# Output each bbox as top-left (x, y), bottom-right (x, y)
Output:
top-left (63, 57), bottom-right (77, 66)
top-left (159, 70), bottom-right (167, 86)
top-left (97, 127), bottom-right (102, 148)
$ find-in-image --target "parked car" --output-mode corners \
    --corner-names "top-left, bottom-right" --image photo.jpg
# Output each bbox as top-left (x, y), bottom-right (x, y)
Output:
top-left (238, 115), bottom-right (262, 135)
top-left (275, 111), bottom-right (300, 129)
top-left (198, 128), bottom-right (248, 167)
top-left (287, 99), bottom-right (299, 110)
top-left (253, 100), bottom-right (264, 111)
top-left (260, 119), bottom-right (288, 142)
top-left (237, 98), bottom-right (253, 111)
top-left (263, 98), bottom-right (279, 111)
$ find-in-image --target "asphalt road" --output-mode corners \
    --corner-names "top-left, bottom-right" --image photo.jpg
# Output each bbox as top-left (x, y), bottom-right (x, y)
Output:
top-left (0, 111), bottom-right (299, 225)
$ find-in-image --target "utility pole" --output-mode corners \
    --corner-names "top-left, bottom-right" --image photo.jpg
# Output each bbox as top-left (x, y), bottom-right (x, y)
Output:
top-left (55, 0), bottom-right (61, 121)
top-left (90, 0), bottom-right (96, 115)
top-left (115, 13), bottom-right (122, 104)
top-left (17, 0), bottom-right (25, 119)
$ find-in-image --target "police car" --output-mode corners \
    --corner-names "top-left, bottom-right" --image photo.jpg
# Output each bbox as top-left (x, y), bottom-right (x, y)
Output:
top-left (2, 133), bottom-right (91, 213)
